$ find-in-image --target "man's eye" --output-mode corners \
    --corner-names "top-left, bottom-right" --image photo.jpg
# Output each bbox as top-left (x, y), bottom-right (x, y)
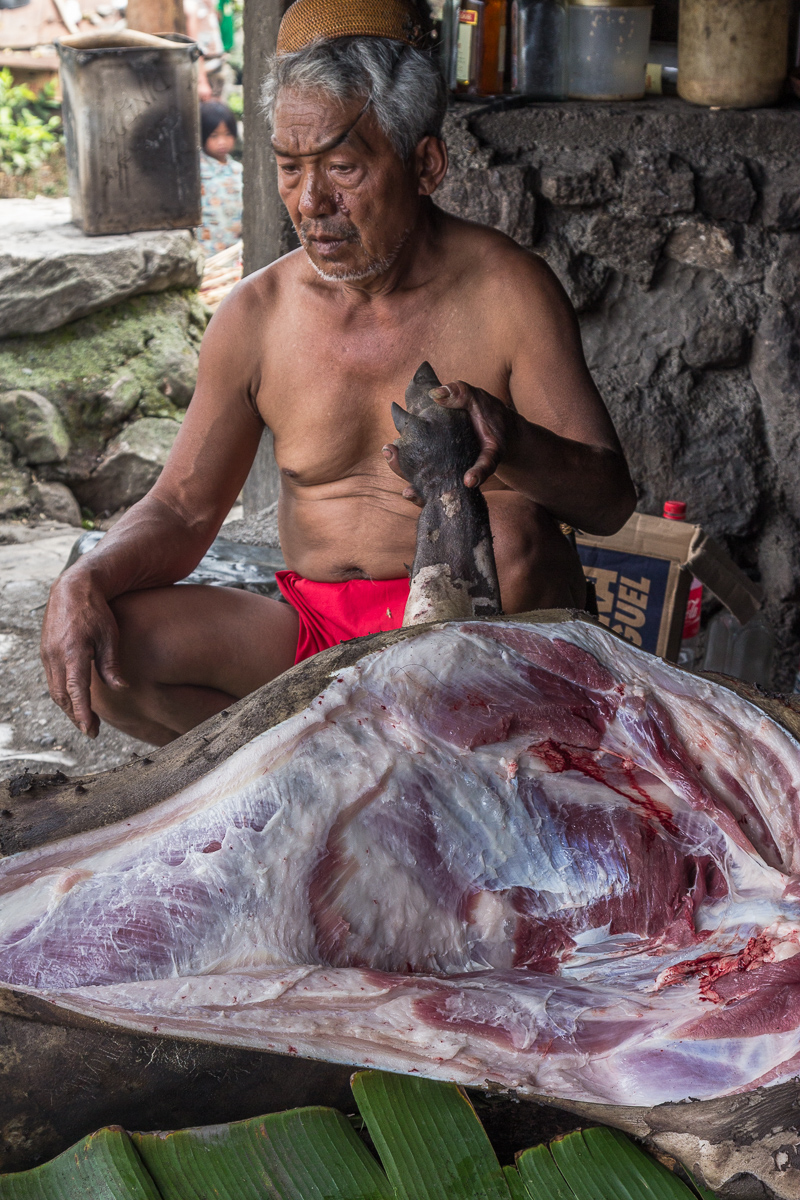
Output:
top-left (279, 163), bottom-right (299, 174)
top-left (330, 163), bottom-right (355, 174)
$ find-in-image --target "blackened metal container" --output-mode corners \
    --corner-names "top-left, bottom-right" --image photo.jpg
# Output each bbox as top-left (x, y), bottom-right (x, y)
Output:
top-left (57, 30), bottom-right (201, 235)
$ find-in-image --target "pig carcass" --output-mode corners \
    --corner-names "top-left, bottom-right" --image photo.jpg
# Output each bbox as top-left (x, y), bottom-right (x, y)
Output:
top-left (3, 612), bottom-right (800, 1188)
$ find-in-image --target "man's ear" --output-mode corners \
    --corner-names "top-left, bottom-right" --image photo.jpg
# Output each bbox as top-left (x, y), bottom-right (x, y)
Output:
top-left (415, 136), bottom-right (448, 196)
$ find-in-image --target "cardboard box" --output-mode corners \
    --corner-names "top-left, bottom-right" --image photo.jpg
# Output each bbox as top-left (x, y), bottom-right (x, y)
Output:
top-left (576, 513), bottom-right (763, 661)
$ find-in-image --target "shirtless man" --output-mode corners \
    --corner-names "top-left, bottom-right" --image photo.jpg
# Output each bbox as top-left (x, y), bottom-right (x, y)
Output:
top-left (40, 0), bottom-right (636, 747)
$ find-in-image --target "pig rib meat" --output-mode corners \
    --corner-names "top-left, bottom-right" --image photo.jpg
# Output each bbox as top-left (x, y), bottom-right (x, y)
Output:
top-left (3, 617), bottom-right (800, 1108)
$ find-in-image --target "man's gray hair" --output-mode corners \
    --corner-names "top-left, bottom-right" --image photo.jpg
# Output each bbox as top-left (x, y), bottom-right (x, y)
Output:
top-left (261, 37), bottom-right (448, 161)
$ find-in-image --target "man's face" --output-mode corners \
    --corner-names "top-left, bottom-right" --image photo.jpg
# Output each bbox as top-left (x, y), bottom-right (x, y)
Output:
top-left (272, 88), bottom-right (420, 284)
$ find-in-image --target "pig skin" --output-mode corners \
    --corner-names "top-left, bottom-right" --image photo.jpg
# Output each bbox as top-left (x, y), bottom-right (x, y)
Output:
top-left (3, 615), bottom-right (800, 1116)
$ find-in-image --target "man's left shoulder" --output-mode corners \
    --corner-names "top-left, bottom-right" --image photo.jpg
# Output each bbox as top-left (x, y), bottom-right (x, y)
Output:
top-left (443, 213), bottom-right (562, 298)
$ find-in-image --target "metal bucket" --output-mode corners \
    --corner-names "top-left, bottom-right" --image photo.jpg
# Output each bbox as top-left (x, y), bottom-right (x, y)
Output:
top-left (57, 30), bottom-right (201, 235)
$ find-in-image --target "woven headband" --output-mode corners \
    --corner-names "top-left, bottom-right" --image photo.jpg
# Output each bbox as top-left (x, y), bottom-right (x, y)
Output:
top-left (277, 0), bottom-right (426, 55)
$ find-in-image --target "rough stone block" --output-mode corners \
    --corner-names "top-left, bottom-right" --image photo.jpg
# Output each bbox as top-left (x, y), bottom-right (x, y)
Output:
top-left (765, 235), bottom-right (800, 306)
top-left (435, 165), bottom-right (536, 248)
top-left (668, 370), bottom-right (763, 539)
top-left (0, 291), bottom-right (206, 494)
top-left (750, 302), bottom-right (800, 517)
top-left (580, 260), bottom-right (750, 382)
top-left (622, 154), bottom-right (695, 217)
top-left (96, 375), bottom-right (144, 430)
top-left (695, 164), bottom-right (756, 224)
top-left (79, 417), bottom-right (182, 514)
top-left (539, 240), bottom-right (611, 313)
top-left (29, 481), bottom-right (82, 527)
top-left (0, 440), bottom-right (30, 517)
top-left (579, 214), bottom-right (666, 286)
top-left (538, 157), bottom-right (618, 208)
top-left (762, 168), bottom-right (800, 231)
top-left (664, 220), bottom-right (737, 273)
top-left (0, 390), bottom-right (70, 464)
top-left (757, 511), bottom-right (800, 690)
top-left (0, 197), bottom-right (204, 338)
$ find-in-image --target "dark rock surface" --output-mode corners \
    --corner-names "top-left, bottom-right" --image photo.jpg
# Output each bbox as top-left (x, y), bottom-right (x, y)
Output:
top-left (436, 97), bottom-right (800, 688)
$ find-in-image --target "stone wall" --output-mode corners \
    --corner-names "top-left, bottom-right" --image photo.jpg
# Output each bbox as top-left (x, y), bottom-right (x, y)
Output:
top-left (437, 97), bottom-right (800, 688)
top-left (0, 290), bottom-right (207, 523)
top-left (0, 199), bottom-right (207, 525)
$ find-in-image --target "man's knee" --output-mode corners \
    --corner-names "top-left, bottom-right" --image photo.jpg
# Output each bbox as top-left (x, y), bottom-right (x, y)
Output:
top-left (489, 495), bottom-right (586, 611)
top-left (109, 589), bottom-right (170, 681)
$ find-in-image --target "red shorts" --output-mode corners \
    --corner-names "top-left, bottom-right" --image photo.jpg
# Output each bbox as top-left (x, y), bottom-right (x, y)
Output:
top-left (275, 570), bottom-right (410, 664)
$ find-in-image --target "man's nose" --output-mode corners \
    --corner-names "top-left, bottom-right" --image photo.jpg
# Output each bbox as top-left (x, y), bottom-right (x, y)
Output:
top-left (298, 167), bottom-right (337, 218)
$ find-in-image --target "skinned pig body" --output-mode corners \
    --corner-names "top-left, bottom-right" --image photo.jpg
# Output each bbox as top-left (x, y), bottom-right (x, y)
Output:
top-left (3, 619), bottom-right (800, 1110)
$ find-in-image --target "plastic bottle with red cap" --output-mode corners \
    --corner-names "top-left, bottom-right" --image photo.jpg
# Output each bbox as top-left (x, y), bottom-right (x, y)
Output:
top-left (663, 500), bottom-right (703, 668)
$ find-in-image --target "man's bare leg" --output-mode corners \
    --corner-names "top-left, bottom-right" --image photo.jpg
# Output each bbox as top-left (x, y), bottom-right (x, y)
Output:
top-left (91, 496), bottom-right (581, 746)
top-left (90, 585), bottom-right (299, 746)
top-left (488, 492), bottom-right (587, 612)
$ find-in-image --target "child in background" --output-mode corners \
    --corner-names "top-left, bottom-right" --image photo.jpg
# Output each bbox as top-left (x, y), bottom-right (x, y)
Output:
top-left (197, 101), bottom-right (242, 255)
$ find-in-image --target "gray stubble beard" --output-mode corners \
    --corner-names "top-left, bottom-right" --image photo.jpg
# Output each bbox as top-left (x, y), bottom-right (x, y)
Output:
top-left (300, 226), bottom-right (412, 285)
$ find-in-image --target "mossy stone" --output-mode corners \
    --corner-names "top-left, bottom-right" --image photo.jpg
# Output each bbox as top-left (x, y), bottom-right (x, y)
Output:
top-left (0, 291), bottom-right (208, 480)
top-left (0, 390), bottom-right (70, 464)
top-left (0, 438), bottom-right (31, 517)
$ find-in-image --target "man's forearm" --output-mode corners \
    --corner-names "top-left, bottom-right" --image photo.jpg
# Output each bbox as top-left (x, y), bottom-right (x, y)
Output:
top-left (495, 411), bottom-right (637, 536)
top-left (62, 495), bottom-right (219, 601)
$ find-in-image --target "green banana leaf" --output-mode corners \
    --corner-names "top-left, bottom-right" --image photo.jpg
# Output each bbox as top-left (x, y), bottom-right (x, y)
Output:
top-left (516, 1140), bottom-right (577, 1199)
top-left (502, 1165), bottom-right (529, 1200)
top-left (521, 1126), bottom-right (704, 1200)
top-left (352, 1070), bottom-right (511, 1200)
top-left (0, 1127), bottom-right (160, 1200)
top-left (132, 1106), bottom-right (391, 1200)
top-left (0, 1070), bottom-right (719, 1200)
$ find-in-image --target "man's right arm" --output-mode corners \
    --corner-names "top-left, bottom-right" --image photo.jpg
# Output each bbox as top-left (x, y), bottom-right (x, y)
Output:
top-left (41, 283), bottom-right (267, 736)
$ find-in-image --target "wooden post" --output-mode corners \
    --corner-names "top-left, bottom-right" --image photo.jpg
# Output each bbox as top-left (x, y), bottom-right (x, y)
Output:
top-left (242, 0), bottom-right (293, 276)
top-left (126, 0), bottom-right (186, 35)
top-left (241, 0), bottom-right (294, 517)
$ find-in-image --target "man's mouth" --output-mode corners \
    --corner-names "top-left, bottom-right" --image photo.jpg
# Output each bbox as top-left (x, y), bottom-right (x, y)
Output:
top-left (300, 224), bottom-right (360, 258)
top-left (310, 237), bottom-right (349, 257)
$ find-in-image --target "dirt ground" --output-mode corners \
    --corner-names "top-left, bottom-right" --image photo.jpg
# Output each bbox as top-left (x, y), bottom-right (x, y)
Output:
top-left (0, 518), bottom-right (148, 783)
top-left (0, 506), bottom-right (253, 782)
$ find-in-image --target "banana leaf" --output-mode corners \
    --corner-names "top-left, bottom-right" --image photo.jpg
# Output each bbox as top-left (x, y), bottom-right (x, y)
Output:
top-left (132, 1106), bottom-right (391, 1200)
top-left (0, 1072), bottom-right (718, 1200)
top-left (521, 1126), bottom-right (702, 1200)
top-left (352, 1070), bottom-right (511, 1200)
top-left (0, 1127), bottom-right (159, 1200)
top-left (503, 1165), bottom-right (528, 1200)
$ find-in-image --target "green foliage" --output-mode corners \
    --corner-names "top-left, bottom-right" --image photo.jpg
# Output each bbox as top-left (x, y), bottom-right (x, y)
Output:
top-left (0, 1072), bottom-right (719, 1200)
top-left (0, 69), bottom-right (63, 176)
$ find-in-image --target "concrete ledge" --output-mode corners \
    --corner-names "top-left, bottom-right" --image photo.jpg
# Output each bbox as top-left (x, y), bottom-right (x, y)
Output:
top-left (0, 197), bottom-right (204, 337)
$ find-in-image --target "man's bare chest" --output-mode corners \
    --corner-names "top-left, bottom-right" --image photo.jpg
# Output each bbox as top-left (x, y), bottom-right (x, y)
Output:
top-left (255, 296), bottom-right (510, 484)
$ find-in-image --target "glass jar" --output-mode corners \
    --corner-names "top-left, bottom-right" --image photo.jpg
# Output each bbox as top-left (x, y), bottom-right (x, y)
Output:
top-left (454, 0), bottom-right (508, 96)
top-left (511, 0), bottom-right (568, 98)
top-left (678, 0), bottom-right (790, 108)
top-left (568, 0), bottom-right (653, 100)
